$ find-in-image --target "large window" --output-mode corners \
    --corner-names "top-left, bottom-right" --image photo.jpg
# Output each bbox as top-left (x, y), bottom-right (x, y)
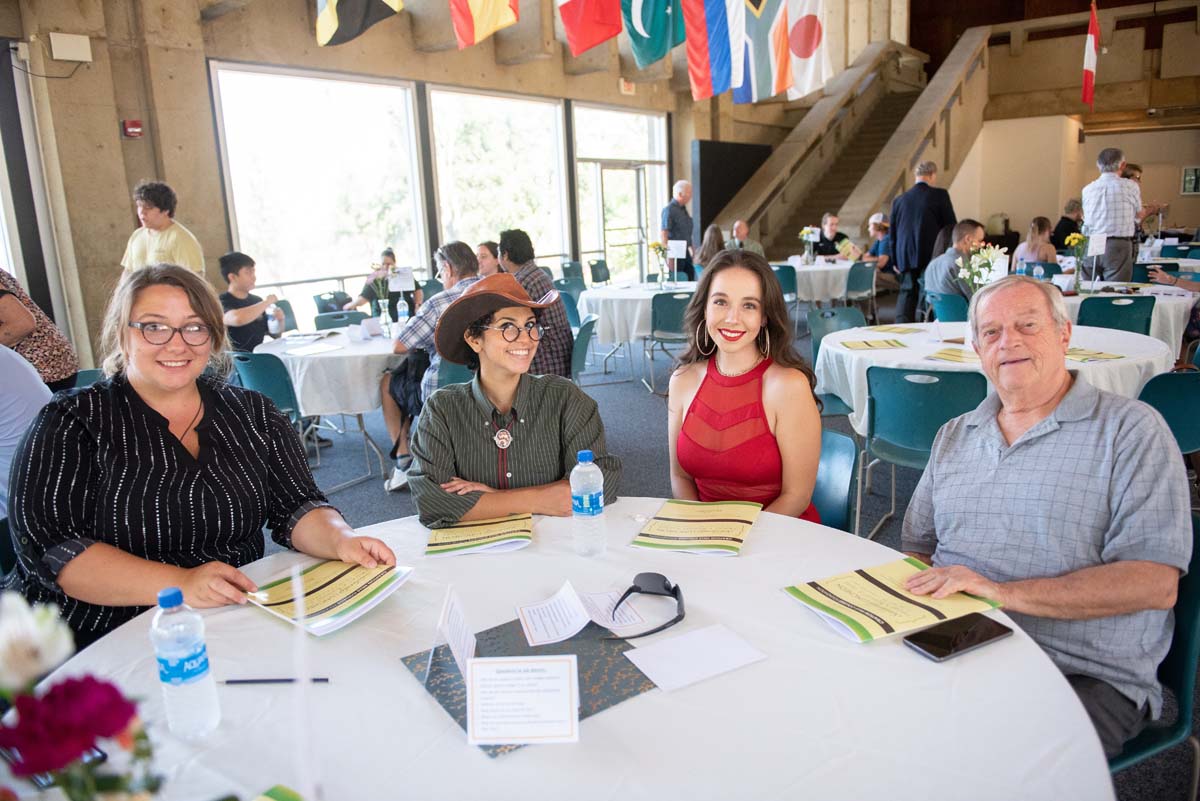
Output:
top-left (212, 64), bottom-right (426, 325)
top-left (429, 88), bottom-right (569, 264)
top-left (573, 105), bottom-right (668, 282)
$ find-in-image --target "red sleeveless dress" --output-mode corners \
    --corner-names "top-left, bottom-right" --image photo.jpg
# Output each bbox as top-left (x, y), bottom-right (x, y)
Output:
top-left (677, 358), bottom-right (821, 522)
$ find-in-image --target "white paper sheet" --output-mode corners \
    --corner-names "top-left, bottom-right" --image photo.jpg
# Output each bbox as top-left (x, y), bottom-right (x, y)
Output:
top-left (437, 587), bottom-right (476, 678)
top-left (667, 239), bottom-right (688, 259)
top-left (516, 582), bottom-right (644, 646)
top-left (623, 624), bottom-right (766, 692)
top-left (285, 342), bottom-right (343, 356)
top-left (466, 655), bottom-right (579, 745)
top-left (361, 317), bottom-right (384, 337)
top-left (389, 266), bottom-right (415, 292)
top-left (1087, 234), bottom-right (1108, 258)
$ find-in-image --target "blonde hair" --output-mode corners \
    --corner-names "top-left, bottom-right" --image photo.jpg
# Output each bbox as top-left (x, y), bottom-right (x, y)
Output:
top-left (101, 264), bottom-right (230, 378)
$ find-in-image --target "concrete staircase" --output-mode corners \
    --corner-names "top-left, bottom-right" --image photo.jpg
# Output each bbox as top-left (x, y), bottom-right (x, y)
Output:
top-left (765, 91), bottom-right (918, 259)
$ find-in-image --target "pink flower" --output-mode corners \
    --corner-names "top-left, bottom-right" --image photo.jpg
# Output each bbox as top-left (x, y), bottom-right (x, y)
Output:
top-left (0, 677), bottom-right (136, 776)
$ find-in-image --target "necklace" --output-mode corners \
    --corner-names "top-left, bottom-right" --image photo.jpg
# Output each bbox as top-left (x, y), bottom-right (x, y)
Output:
top-left (490, 417), bottom-right (514, 449)
top-left (714, 355), bottom-right (763, 378)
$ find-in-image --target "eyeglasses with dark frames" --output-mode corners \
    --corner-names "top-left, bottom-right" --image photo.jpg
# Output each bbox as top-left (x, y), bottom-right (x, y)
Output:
top-left (481, 320), bottom-right (546, 342)
top-left (128, 321), bottom-right (212, 347)
top-left (610, 572), bottom-right (685, 639)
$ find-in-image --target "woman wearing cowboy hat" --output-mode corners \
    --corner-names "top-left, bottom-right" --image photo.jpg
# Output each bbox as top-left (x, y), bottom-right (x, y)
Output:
top-left (408, 273), bottom-right (621, 528)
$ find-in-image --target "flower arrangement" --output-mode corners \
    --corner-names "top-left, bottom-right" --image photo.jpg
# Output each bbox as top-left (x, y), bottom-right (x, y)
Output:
top-left (648, 241), bottom-right (666, 259)
top-left (955, 244), bottom-right (1008, 293)
top-left (1064, 230), bottom-right (1090, 292)
top-left (798, 226), bottom-right (820, 243)
top-left (0, 593), bottom-right (162, 801)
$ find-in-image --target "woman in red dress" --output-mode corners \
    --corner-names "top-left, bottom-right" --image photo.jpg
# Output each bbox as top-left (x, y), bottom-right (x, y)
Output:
top-left (667, 250), bottom-right (822, 521)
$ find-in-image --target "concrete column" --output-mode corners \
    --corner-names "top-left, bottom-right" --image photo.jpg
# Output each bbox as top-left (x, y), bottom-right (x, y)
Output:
top-left (495, 0), bottom-right (555, 64)
top-left (890, 0), bottom-right (908, 46)
top-left (868, 0), bottom-right (890, 43)
top-left (847, 0), bottom-right (869, 65)
top-left (826, 0), bottom-right (848, 74)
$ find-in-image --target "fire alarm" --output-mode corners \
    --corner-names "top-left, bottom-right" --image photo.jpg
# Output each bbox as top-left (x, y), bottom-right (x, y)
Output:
top-left (121, 119), bottom-right (143, 138)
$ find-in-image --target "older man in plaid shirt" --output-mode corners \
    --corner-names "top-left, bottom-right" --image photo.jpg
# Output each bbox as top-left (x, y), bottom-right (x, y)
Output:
top-left (497, 229), bottom-right (574, 378)
top-left (1081, 147), bottom-right (1163, 282)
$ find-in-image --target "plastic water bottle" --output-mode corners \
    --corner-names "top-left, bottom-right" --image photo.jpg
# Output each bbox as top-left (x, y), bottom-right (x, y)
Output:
top-left (1033, 264), bottom-right (1045, 282)
top-left (266, 304), bottom-right (282, 336)
top-left (150, 587), bottom-right (221, 740)
top-left (570, 450), bottom-right (605, 557)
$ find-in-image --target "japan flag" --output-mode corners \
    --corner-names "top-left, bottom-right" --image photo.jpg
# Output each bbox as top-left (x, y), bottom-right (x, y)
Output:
top-left (785, 0), bottom-right (832, 100)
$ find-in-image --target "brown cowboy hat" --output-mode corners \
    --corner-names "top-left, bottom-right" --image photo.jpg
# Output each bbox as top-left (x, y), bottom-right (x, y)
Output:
top-left (434, 273), bottom-right (559, 365)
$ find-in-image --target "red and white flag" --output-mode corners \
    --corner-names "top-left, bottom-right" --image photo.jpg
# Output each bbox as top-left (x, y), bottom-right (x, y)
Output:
top-left (1082, 2), bottom-right (1098, 110)
top-left (785, 0), bottom-right (831, 100)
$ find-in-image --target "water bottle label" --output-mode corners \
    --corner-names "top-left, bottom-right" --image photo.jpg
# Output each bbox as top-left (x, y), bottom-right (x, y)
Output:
top-left (157, 643), bottom-right (210, 686)
top-left (572, 491), bottom-right (603, 516)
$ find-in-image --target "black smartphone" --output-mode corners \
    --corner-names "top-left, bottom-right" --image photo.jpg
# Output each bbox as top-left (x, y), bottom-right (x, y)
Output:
top-left (0, 745), bottom-right (106, 789)
top-left (903, 613), bottom-right (1013, 662)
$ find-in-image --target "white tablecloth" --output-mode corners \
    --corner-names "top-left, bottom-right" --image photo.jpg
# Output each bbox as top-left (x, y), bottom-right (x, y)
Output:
top-left (254, 328), bottom-right (402, 417)
top-left (29, 498), bottom-right (1113, 801)
top-left (814, 322), bottom-right (1172, 435)
top-left (785, 257), bottom-right (855, 302)
top-left (1051, 283), bottom-right (1197, 352)
top-left (577, 282), bottom-right (697, 345)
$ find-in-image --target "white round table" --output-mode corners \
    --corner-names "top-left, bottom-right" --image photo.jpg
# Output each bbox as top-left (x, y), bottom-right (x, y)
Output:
top-left (814, 322), bottom-right (1173, 436)
top-left (785, 257), bottom-right (855, 302)
top-left (577, 282), bottom-right (697, 346)
top-left (254, 328), bottom-right (402, 417)
top-left (1065, 285), bottom-right (1196, 352)
top-left (29, 498), bottom-right (1113, 801)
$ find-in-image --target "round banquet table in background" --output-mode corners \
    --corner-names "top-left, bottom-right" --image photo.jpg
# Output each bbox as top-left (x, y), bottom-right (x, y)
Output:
top-left (814, 322), bottom-right (1172, 436)
top-left (1046, 280), bottom-right (1197, 352)
top-left (576, 282), bottom-right (697, 346)
top-left (784, 256), bottom-right (855, 302)
top-left (253, 329), bottom-right (402, 417)
top-left (29, 498), bottom-right (1114, 801)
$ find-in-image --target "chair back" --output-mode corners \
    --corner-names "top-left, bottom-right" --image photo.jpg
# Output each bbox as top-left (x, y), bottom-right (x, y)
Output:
top-left (74, 369), bottom-right (105, 388)
top-left (571, 315), bottom-right (598, 384)
top-left (1177, 271), bottom-right (1200, 283)
top-left (588, 259), bottom-right (611, 284)
top-left (807, 306), bottom-right (866, 365)
top-left (230, 353), bottom-right (301, 424)
top-left (771, 264), bottom-right (798, 298)
top-left (650, 292), bottom-right (692, 339)
top-left (553, 277), bottom-right (586, 304)
top-left (274, 299), bottom-right (298, 332)
top-left (1189, 248), bottom-right (1200, 260)
top-left (844, 262), bottom-right (875, 296)
top-left (1024, 261), bottom-right (1061, 278)
top-left (559, 290), bottom-right (582, 329)
top-left (926, 292), bottom-right (969, 322)
top-left (812, 430), bottom-right (859, 533)
top-left (1133, 262), bottom-right (1177, 283)
top-left (1077, 296), bottom-right (1155, 335)
top-left (1110, 513), bottom-right (1200, 772)
top-left (1161, 244), bottom-right (1190, 258)
top-left (314, 311), bottom-right (368, 330)
top-left (866, 367), bottom-right (988, 467)
top-left (1138, 372), bottom-right (1200, 454)
top-left (422, 277), bottom-right (444, 297)
top-left (561, 261), bottom-right (585, 282)
top-left (313, 291), bottom-right (351, 314)
top-left (437, 358), bottom-right (475, 387)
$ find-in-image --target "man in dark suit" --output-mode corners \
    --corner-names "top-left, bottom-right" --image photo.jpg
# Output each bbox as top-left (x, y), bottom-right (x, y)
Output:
top-left (888, 161), bottom-right (957, 322)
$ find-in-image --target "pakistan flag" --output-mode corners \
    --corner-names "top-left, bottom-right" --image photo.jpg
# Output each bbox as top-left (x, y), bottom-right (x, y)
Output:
top-left (621, 0), bottom-right (686, 69)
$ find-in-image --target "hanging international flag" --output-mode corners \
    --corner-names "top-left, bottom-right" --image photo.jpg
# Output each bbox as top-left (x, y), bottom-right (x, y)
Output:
top-left (1081, 2), bottom-right (1098, 110)
top-left (558, 0), bottom-right (623, 57)
top-left (680, 0), bottom-right (745, 100)
top-left (450, 0), bottom-right (519, 49)
top-left (732, 0), bottom-right (791, 104)
top-left (621, 0), bottom-right (686, 69)
top-left (785, 0), bottom-right (831, 99)
top-left (315, 0), bottom-right (403, 47)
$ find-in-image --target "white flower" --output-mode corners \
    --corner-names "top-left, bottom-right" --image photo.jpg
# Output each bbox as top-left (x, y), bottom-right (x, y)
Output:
top-left (0, 592), bottom-right (75, 692)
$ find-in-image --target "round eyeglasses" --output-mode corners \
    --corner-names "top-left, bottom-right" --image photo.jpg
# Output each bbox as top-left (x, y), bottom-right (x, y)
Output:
top-left (481, 321), bottom-right (546, 342)
top-left (128, 321), bottom-right (212, 346)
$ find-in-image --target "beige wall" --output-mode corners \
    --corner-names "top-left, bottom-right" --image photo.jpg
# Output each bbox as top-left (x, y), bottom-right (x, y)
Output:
top-left (1082, 129), bottom-right (1200, 231)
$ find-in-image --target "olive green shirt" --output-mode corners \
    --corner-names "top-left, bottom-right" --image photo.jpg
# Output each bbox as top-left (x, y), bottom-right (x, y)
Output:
top-left (409, 373), bottom-right (622, 528)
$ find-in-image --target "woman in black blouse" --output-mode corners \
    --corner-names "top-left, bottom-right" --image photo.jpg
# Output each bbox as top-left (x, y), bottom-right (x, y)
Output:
top-left (5, 264), bottom-right (394, 648)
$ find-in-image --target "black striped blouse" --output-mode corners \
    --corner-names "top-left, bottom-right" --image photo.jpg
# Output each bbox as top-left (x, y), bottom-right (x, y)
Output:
top-left (4, 373), bottom-right (330, 646)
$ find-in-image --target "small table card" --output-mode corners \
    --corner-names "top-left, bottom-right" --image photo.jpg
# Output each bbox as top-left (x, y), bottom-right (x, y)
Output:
top-left (466, 655), bottom-right (579, 745)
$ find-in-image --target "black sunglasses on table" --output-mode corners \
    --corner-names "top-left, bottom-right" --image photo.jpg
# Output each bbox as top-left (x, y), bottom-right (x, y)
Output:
top-left (611, 572), bottom-right (685, 639)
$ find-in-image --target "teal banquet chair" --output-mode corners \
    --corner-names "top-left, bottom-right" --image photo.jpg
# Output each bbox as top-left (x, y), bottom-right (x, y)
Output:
top-left (925, 291), bottom-right (969, 323)
top-left (571, 315), bottom-right (599, 386)
top-left (843, 261), bottom-right (877, 323)
top-left (770, 264), bottom-right (800, 332)
top-left (314, 311), bottom-right (368, 331)
top-left (1138, 372), bottom-right (1200, 455)
top-left (422, 277), bottom-right (444, 298)
top-left (74, 368), bottom-right (105, 388)
top-left (1014, 261), bottom-right (1061, 279)
top-left (857, 367), bottom-right (988, 539)
top-left (812, 430), bottom-right (859, 534)
top-left (553, 277), bottom-right (586, 304)
top-left (806, 306), bottom-right (866, 419)
top-left (1132, 263), bottom-right (1177, 284)
top-left (561, 261), bottom-right (585, 282)
top-left (1161, 244), bottom-right (1191, 258)
top-left (313, 291), bottom-right (352, 314)
top-left (559, 289), bottom-right (582, 330)
top-left (1077, 296), bottom-right (1155, 336)
top-left (438, 358), bottom-right (475, 387)
top-left (1108, 513), bottom-right (1200, 801)
top-left (642, 292), bottom-right (692, 393)
top-left (274, 299), bottom-right (298, 333)
top-left (230, 352), bottom-right (320, 464)
top-left (588, 259), bottom-right (611, 285)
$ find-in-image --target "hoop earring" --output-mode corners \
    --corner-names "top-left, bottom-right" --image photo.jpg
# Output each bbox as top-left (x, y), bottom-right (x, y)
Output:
top-left (697, 322), bottom-right (716, 356)
top-left (759, 327), bottom-right (771, 356)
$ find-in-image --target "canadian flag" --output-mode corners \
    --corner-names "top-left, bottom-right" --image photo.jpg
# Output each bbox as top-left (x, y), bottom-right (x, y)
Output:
top-left (1082, 2), bottom-right (1098, 110)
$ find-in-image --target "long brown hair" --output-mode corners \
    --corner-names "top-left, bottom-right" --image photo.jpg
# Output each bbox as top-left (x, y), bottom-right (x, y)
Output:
top-left (676, 250), bottom-right (817, 394)
top-left (101, 263), bottom-right (230, 378)
top-left (694, 224), bottom-right (726, 270)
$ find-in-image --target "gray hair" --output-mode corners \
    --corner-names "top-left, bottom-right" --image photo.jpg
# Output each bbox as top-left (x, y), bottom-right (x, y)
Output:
top-left (968, 275), bottom-right (1069, 341)
top-left (672, 180), bottom-right (691, 198)
top-left (434, 240), bottom-right (478, 278)
top-left (1063, 198), bottom-right (1083, 215)
top-left (1096, 147), bottom-right (1124, 173)
top-left (915, 161), bottom-right (938, 178)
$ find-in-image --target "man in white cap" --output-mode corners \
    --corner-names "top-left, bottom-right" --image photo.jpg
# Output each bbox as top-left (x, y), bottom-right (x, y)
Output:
top-left (862, 212), bottom-right (897, 292)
